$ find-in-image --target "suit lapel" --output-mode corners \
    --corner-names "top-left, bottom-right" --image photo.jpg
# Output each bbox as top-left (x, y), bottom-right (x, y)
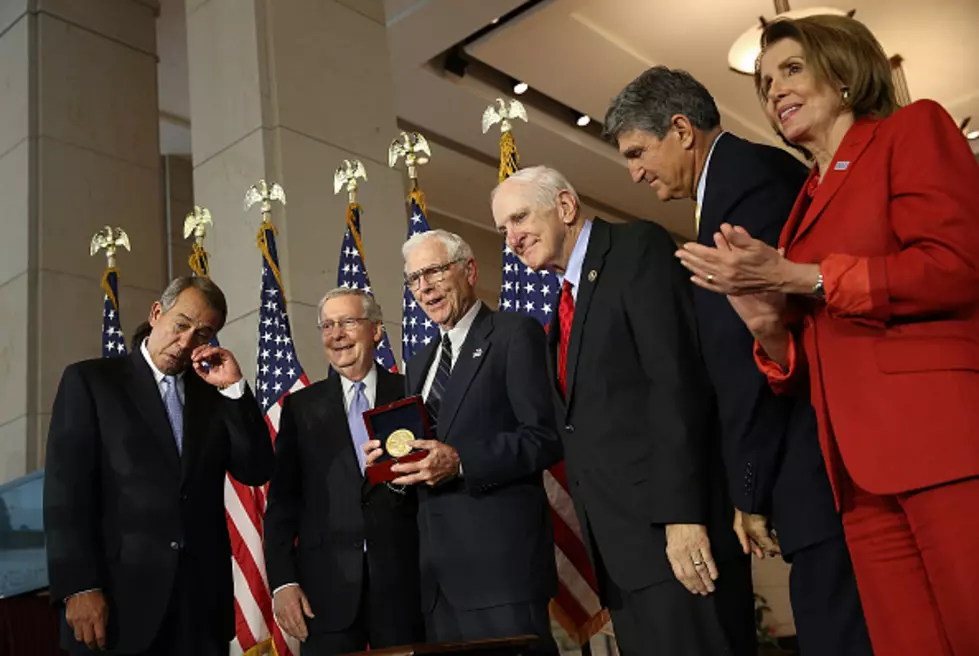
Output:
top-left (790, 118), bottom-right (880, 245)
top-left (180, 372), bottom-right (214, 485)
top-left (364, 367), bottom-right (405, 494)
top-left (565, 219), bottom-right (610, 411)
top-left (437, 305), bottom-right (492, 441)
top-left (124, 351), bottom-right (181, 471)
top-left (408, 342), bottom-right (438, 398)
top-left (546, 309), bottom-right (562, 401)
top-left (322, 375), bottom-right (363, 488)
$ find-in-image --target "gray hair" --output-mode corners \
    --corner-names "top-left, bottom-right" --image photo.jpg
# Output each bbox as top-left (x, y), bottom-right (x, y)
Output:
top-left (402, 229), bottom-right (475, 268)
top-left (603, 66), bottom-right (721, 142)
top-left (316, 287), bottom-right (383, 328)
top-left (159, 276), bottom-right (228, 329)
top-left (489, 165), bottom-right (580, 211)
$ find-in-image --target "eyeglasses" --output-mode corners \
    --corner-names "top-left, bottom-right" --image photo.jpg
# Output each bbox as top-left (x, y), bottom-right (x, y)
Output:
top-left (405, 259), bottom-right (465, 291)
top-left (319, 317), bottom-right (371, 332)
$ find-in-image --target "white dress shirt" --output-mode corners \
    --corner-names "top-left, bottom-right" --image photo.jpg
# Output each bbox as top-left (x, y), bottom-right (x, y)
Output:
top-left (695, 131), bottom-right (727, 234)
top-left (559, 219), bottom-right (594, 302)
top-left (339, 363), bottom-right (378, 412)
top-left (421, 300), bottom-right (482, 402)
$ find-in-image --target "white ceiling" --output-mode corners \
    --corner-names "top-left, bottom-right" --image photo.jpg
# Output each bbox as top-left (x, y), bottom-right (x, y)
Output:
top-left (156, 0), bottom-right (979, 239)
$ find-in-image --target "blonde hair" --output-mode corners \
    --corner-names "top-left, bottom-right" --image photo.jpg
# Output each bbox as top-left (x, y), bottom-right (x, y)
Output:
top-left (754, 15), bottom-right (899, 121)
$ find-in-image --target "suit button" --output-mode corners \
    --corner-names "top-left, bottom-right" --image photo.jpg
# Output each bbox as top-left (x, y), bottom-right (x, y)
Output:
top-left (169, 541), bottom-right (180, 550)
top-left (565, 424), bottom-right (575, 433)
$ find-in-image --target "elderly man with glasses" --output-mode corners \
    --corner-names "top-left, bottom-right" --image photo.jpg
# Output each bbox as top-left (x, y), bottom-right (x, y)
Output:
top-left (365, 229), bottom-right (563, 654)
top-left (264, 288), bottom-right (424, 655)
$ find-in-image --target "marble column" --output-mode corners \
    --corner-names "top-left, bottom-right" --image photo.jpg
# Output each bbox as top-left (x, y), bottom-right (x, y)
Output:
top-left (0, 0), bottom-right (163, 484)
top-left (185, 0), bottom-right (408, 385)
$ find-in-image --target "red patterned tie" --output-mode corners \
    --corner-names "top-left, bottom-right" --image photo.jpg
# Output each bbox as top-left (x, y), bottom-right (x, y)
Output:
top-left (557, 279), bottom-right (575, 398)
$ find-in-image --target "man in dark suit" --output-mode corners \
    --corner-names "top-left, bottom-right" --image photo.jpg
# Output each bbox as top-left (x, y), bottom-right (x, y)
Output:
top-left (365, 229), bottom-right (563, 654)
top-left (264, 288), bottom-right (423, 654)
top-left (43, 276), bottom-right (274, 655)
top-left (491, 166), bottom-right (754, 655)
top-left (602, 66), bottom-right (871, 655)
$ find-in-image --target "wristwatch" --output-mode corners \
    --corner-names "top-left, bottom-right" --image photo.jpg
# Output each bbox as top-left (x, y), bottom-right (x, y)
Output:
top-left (810, 271), bottom-right (825, 299)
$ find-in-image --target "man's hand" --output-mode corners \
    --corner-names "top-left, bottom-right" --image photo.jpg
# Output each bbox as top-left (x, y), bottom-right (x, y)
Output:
top-left (665, 524), bottom-right (718, 595)
top-left (191, 345), bottom-right (243, 388)
top-left (363, 439), bottom-right (384, 467)
top-left (733, 509), bottom-right (780, 560)
top-left (273, 585), bottom-right (315, 642)
top-left (390, 440), bottom-right (460, 486)
top-left (65, 590), bottom-right (109, 650)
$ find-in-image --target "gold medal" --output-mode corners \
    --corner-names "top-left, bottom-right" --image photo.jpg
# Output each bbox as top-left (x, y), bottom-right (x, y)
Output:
top-left (385, 428), bottom-right (415, 458)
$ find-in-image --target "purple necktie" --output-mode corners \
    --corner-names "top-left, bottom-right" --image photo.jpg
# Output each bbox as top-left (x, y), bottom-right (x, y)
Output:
top-left (348, 381), bottom-right (370, 473)
top-left (162, 375), bottom-right (183, 455)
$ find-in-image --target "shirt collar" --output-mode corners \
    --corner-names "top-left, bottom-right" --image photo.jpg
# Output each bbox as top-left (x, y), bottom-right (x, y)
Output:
top-left (340, 362), bottom-right (377, 399)
top-left (561, 219), bottom-right (593, 290)
top-left (440, 299), bottom-right (482, 353)
top-left (140, 338), bottom-right (183, 385)
top-left (696, 131), bottom-right (726, 209)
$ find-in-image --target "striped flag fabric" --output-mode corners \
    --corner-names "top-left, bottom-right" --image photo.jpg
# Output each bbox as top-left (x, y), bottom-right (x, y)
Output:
top-left (224, 224), bottom-right (305, 656)
top-left (100, 269), bottom-right (127, 358)
top-left (401, 190), bottom-right (437, 362)
top-left (336, 203), bottom-right (399, 372)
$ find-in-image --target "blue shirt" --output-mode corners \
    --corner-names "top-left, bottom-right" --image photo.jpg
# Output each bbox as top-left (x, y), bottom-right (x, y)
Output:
top-left (560, 219), bottom-right (593, 301)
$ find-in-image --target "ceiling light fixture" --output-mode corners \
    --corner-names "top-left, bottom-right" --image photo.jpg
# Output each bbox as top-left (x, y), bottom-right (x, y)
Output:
top-left (967, 130), bottom-right (979, 141)
top-left (576, 114), bottom-right (591, 127)
top-left (728, 0), bottom-right (854, 75)
top-left (513, 81), bottom-right (529, 95)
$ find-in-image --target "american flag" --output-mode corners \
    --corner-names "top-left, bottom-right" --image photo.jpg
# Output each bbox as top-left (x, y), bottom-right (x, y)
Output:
top-left (402, 192), bottom-right (438, 362)
top-left (100, 269), bottom-right (127, 358)
top-left (496, 153), bottom-right (607, 644)
top-left (337, 204), bottom-right (398, 372)
top-left (224, 224), bottom-right (304, 656)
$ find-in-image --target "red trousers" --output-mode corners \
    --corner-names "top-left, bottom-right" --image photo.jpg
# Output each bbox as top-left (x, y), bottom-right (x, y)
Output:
top-left (841, 475), bottom-right (979, 655)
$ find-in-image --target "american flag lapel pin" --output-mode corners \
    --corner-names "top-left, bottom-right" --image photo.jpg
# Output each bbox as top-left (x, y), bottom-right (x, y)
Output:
top-left (472, 348), bottom-right (483, 359)
top-left (834, 161), bottom-right (850, 171)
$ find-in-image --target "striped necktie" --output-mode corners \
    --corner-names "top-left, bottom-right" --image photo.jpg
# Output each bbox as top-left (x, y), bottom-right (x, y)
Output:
top-left (424, 333), bottom-right (453, 430)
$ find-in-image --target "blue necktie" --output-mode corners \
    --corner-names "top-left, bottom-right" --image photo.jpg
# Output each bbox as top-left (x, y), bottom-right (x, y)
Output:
top-left (162, 375), bottom-right (184, 455)
top-left (424, 333), bottom-right (453, 431)
top-left (348, 381), bottom-right (370, 473)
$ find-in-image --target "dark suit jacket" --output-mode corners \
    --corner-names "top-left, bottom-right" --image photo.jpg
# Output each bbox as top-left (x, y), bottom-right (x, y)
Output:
top-left (406, 305), bottom-right (562, 612)
top-left (264, 367), bottom-right (423, 639)
top-left (548, 218), bottom-right (742, 592)
top-left (696, 133), bottom-right (841, 555)
top-left (43, 350), bottom-right (273, 653)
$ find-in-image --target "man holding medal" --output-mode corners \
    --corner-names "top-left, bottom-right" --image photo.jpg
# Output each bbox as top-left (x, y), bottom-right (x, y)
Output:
top-left (264, 288), bottom-right (424, 654)
top-left (365, 230), bottom-right (562, 654)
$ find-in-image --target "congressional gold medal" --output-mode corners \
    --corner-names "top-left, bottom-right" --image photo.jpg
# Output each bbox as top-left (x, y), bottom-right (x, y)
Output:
top-left (386, 429), bottom-right (415, 458)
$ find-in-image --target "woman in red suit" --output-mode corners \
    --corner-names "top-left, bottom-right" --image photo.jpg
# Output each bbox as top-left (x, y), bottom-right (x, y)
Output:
top-left (676, 15), bottom-right (979, 656)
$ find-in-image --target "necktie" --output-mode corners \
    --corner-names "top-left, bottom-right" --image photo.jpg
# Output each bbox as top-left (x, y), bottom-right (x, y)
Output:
top-left (162, 375), bottom-right (184, 455)
top-left (557, 280), bottom-right (575, 398)
top-left (348, 381), bottom-right (370, 473)
top-left (694, 202), bottom-right (702, 235)
top-left (425, 333), bottom-right (453, 429)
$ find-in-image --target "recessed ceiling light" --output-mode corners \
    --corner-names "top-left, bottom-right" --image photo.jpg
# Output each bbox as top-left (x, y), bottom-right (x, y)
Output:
top-left (576, 115), bottom-right (591, 127)
top-left (967, 130), bottom-right (979, 140)
top-left (513, 81), bottom-right (529, 95)
top-left (491, 16), bottom-right (500, 24)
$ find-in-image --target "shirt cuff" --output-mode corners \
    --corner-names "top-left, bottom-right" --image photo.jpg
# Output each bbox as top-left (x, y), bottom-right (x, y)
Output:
top-left (219, 379), bottom-right (247, 400)
top-left (272, 582), bottom-right (299, 598)
top-left (65, 588), bottom-right (100, 603)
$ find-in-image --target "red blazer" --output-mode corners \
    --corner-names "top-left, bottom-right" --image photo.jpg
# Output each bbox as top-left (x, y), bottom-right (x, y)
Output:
top-left (755, 100), bottom-right (979, 504)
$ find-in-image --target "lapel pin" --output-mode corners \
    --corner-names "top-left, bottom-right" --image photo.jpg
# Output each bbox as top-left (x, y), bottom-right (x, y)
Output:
top-left (472, 348), bottom-right (483, 359)
top-left (834, 161), bottom-right (850, 171)
top-left (588, 270), bottom-right (597, 282)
